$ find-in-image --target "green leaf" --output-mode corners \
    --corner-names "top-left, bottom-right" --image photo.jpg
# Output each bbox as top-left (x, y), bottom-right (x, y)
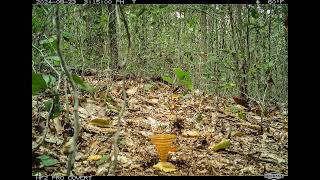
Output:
top-left (62, 31), bottom-right (72, 41)
top-left (251, 8), bottom-right (259, 19)
top-left (44, 100), bottom-right (53, 112)
top-left (43, 93), bottom-right (61, 118)
top-left (42, 74), bottom-right (56, 87)
top-left (237, 110), bottom-right (247, 120)
top-left (174, 68), bottom-right (187, 80)
top-left (187, 19), bottom-right (195, 29)
top-left (220, 82), bottom-right (236, 90)
top-left (47, 56), bottom-right (61, 66)
top-left (159, 5), bottom-right (168, 9)
top-left (181, 79), bottom-right (193, 91)
top-left (37, 155), bottom-right (58, 167)
top-left (185, 80), bottom-right (193, 90)
top-left (52, 93), bottom-right (62, 118)
top-left (162, 75), bottom-right (174, 84)
top-left (96, 155), bottom-right (109, 165)
top-left (137, 8), bottom-right (146, 17)
top-left (32, 72), bottom-right (47, 95)
top-left (72, 75), bottom-right (94, 92)
top-left (231, 106), bottom-right (239, 113)
top-left (209, 139), bottom-right (231, 151)
top-left (39, 36), bottom-right (57, 45)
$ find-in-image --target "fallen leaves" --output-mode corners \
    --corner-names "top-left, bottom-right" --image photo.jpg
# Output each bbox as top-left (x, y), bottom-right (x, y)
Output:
top-left (32, 76), bottom-right (288, 176)
top-left (153, 162), bottom-right (176, 173)
top-left (209, 139), bottom-right (231, 151)
top-left (61, 138), bottom-right (74, 155)
top-left (147, 98), bottom-right (159, 105)
top-left (126, 86), bottom-right (138, 96)
top-left (182, 130), bottom-right (200, 137)
top-left (87, 155), bottom-right (102, 161)
top-left (53, 118), bottom-right (63, 135)
top-left (89, 118), bottom-right (113, 128)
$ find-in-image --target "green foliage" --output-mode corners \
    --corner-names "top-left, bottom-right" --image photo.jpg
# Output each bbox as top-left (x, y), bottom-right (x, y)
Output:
top-left (209, 139), bottom-right (231, 151)
top-left (42, 75), bottom-right (56, 88)
top-left (96, 155), bottom-right (109, 165)
top-left (159, 5), bottom-right (168, 9)
top-left (62, 31), bottom-right (72, 41)
top-left (72, 75), bottom-right (95, 93)
top-left (43, 92), bottom-right (62, 118)
top-left (37, 155), bottom-right (58, 167)
top-left (237, 110), bottom-right (247, 120)
top-left (173, 68), bottom-right (193, 91)
top-left (174, 68), bottom-right (188, 80)
top-left (162, 75), bottom-right (174, 84)
top-left (162, 68), bottom-right (193, 91)
top-left (40, 35), bottom-right (57, 51)
top-left (187, 18), bottom-right (196, 30)
top-left (31, 4), bottom-right (288, 103)
top-left (46, 56), bottom-right (60, 66)
top-left (32, 16), bottom-right (41, 33)
top-left (263, 61), bottom-right (274, 71)
top-left (32, 72), bottom-right (47, 95)
top-left (248, 66), bottom-right (257, 77)
top-left (231, 105), bottom-right (238, 114)
top-left (136, 7), bottom-right (146, 17)
top-left (44, 100), bottom-right (53, 112)
top-left (219, 82), bottom-right (236, 91)
top-left (40, 36), bottom-right (57, 46)
top-left (251, 8), bottom-right (259, 19)
top-left (231, 106), bottom-right (247, 120)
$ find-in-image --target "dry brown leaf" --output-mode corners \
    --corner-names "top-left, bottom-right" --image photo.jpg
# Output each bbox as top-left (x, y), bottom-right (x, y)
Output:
top-left (193, 89), bottom-right (202, 97)
top-left (89, 118), bottom-right (112, 128)
top-left (44, 132), bottom-right (63, 145)
top-left (231, 131), bottom-right (246, 137)
top-left (182, 130), bottom-right (200, 137)
top-left (126, 87), bottom-right (138, 96)
top-left (87, 155), bottom-right (102, 161)
top-left (53, 117), bottom-right (63, 135)
top-left (153, 162), bottom-right (176, 173)
top-left (147, 98), bottom-right (159, 105)
top-left (171, 94), bottom-right (180, 101)
top-left (78, 106), bottom-right (89, 119)
top-left (84, 124), bottom-right (117, 134)
top-left (85, 103), bottom-right (102, 116)
top-left (61, 138), bottom-right (74, 155)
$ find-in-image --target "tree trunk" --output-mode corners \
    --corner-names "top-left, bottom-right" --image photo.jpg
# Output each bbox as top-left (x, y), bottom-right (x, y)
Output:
top-left (108, 4), bottom-right (119, 73)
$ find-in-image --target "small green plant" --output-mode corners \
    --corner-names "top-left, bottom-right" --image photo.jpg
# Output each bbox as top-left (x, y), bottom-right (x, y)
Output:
top-left (237, 110), bottom-right (247, 120)
top-left (32, 72), bottom-right (47, 95)
top-left (162, 67), bottom-right (193, 91)
top-left (72, 74), bottom-right (95, 93)
top-left (230, 105), bottom-right (247, 120)
top-left (33, 71), bottom-right (94, 120)
top-left (219, 82), bottom-right (236, 91)
top-left (37, 155), bottom-right (58, 167)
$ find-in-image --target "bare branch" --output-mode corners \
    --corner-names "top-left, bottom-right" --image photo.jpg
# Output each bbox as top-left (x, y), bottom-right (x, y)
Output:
top-left (108, 77), bottom-right (127, 176)
top-left (55, 6), bottom-right (80, 176)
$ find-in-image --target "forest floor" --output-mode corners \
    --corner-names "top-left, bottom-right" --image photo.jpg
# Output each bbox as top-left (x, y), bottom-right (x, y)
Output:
top-left (32, 75), bottom-right (288, 176)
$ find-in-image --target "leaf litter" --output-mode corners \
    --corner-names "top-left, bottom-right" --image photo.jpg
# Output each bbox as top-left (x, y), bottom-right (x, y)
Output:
top-left (32, 75), bottom-right (288, 176)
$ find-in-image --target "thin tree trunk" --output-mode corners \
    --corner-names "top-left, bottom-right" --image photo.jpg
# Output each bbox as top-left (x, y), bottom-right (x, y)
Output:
top-left (108, 4), bottom-right (119, 73)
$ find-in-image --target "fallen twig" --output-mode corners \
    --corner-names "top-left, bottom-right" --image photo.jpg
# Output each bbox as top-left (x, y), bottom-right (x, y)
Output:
top-left (32, 96), bottom-right (54, 153)
top-left (107, 76), bottom-right (127, 176)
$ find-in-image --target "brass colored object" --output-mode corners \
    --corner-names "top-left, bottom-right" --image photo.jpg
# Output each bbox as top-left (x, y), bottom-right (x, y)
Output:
top-left (150, 134), bottom-right (176, 162)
